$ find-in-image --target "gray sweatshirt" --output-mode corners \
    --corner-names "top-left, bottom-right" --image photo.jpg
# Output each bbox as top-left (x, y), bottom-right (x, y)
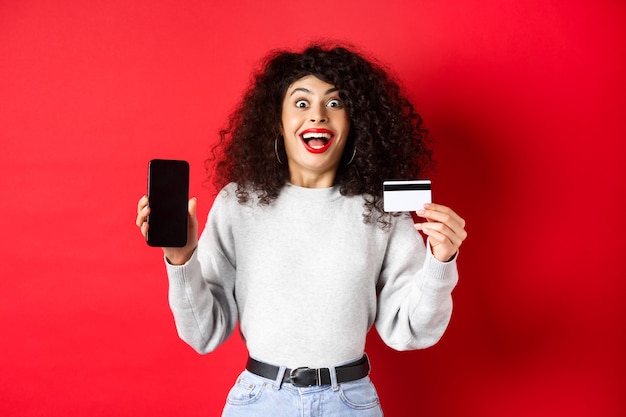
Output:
top-left (166, 183), bottom-right (458, 369)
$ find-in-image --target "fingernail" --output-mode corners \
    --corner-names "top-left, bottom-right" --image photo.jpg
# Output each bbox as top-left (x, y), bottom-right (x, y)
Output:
top-left (416, 210), bottom-right (425, 216)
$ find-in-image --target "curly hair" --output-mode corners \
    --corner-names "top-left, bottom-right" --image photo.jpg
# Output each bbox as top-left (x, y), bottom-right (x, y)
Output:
top-left (207, 42), bottom-right (434, 227)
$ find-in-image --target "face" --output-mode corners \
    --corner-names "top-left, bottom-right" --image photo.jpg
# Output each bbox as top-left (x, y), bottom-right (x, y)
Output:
top-left (280, 75), bottom-right (351, 188)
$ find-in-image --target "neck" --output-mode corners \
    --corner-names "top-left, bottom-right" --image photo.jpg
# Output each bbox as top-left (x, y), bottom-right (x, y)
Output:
top-left (288, 168), bottom-right (337, 188)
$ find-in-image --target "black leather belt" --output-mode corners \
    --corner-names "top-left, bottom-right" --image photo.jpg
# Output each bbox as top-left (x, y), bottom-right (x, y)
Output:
top-left (246, 355), bottom-right (370, 388)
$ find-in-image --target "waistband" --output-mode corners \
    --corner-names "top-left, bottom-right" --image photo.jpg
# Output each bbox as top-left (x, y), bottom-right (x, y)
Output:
top-left (245, 355), bottom-right (370, 388)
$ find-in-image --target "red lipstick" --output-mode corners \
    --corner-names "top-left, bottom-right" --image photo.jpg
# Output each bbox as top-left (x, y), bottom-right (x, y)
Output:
top-left (300, 128), bottom-right (334, 154)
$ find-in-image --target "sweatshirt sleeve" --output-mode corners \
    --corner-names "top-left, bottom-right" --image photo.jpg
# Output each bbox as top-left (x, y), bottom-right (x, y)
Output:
top-left (375, 216), bottom-right (459, 350)
top-left (165, 191), bottom-right (238, 354)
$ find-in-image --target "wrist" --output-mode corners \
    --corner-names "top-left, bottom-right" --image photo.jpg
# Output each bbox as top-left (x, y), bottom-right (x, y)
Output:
top-left (163, 247), bottom-right (196, 266)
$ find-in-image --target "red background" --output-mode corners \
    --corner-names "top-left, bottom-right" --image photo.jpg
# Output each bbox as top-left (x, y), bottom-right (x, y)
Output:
top-left (1, 1), bottom-right (624, 416)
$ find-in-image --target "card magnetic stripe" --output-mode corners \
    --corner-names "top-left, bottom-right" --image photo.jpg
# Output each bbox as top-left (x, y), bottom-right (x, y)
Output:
top-left (383, 183), bottom-right (431, 191)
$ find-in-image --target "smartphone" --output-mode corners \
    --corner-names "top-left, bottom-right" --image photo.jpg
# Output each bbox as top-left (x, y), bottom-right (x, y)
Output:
top-left (146, 159), bottom-right (190, 247)
top-left (383, 180), bottom-right (432, 212)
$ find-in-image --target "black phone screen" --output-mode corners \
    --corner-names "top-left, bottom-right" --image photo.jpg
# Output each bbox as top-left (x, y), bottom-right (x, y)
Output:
top-left (147, 159), bottom-right (189, 247)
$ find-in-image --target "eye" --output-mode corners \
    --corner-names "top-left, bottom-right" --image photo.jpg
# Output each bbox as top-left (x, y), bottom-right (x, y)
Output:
top-left (327, 98), bottom-right (343, 108)
top-left (295, 99), bottom-right (309, 108)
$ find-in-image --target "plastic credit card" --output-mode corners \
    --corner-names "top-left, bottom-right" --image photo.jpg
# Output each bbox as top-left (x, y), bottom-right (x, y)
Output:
top-left (383, 180), bottom-right (432, 212)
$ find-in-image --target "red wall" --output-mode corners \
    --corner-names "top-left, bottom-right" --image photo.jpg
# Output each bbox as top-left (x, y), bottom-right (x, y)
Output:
top-left (1, 1), bottom-right (624, 416)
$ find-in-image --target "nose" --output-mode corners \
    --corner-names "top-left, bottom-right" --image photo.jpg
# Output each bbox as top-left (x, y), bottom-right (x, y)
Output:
top-left (310, 103), bottom-right (327, 123)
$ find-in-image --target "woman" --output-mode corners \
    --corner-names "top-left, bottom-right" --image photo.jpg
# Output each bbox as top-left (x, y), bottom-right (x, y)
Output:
top-left (136, 44), bottom-right (467, 416)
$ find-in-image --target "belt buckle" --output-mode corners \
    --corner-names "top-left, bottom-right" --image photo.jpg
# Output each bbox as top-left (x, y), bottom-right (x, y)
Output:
top-left (289, 367), bottom-right (321, 387)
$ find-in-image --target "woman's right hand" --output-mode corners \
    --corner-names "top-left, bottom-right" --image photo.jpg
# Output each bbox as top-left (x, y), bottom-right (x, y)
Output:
top-left (136, 195), bottom-right (199, 265)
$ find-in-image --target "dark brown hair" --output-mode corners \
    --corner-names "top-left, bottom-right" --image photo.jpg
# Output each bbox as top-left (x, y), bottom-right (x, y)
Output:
top-left (207, 43), bottom-right (434, 226)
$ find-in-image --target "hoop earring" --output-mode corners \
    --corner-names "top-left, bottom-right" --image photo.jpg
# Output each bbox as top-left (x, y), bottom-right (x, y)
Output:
top-left (274, 137), bottom-right (284, 165)
top-left (345, 146), bottom-right (356, 165)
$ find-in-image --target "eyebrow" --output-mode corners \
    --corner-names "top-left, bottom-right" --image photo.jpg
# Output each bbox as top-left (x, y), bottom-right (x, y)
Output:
top-left (289, 87), bottom-right (339, 97)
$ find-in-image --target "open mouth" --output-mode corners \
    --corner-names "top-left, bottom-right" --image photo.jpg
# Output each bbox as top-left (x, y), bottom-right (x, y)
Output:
top-left (300, 129), bottom-right (334, 153)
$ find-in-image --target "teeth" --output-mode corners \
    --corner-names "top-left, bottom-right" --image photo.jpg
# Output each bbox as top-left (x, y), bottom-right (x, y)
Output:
top-left (302, 132), bottom-right (331, 139)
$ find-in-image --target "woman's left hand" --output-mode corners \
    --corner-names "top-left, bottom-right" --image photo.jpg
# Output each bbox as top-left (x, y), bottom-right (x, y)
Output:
top-left (414, 203), bottom-right (467, 262)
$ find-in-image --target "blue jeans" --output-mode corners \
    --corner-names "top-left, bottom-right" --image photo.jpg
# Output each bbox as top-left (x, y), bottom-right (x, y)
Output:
top-left (221, 369), bottom-right (384, 416)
